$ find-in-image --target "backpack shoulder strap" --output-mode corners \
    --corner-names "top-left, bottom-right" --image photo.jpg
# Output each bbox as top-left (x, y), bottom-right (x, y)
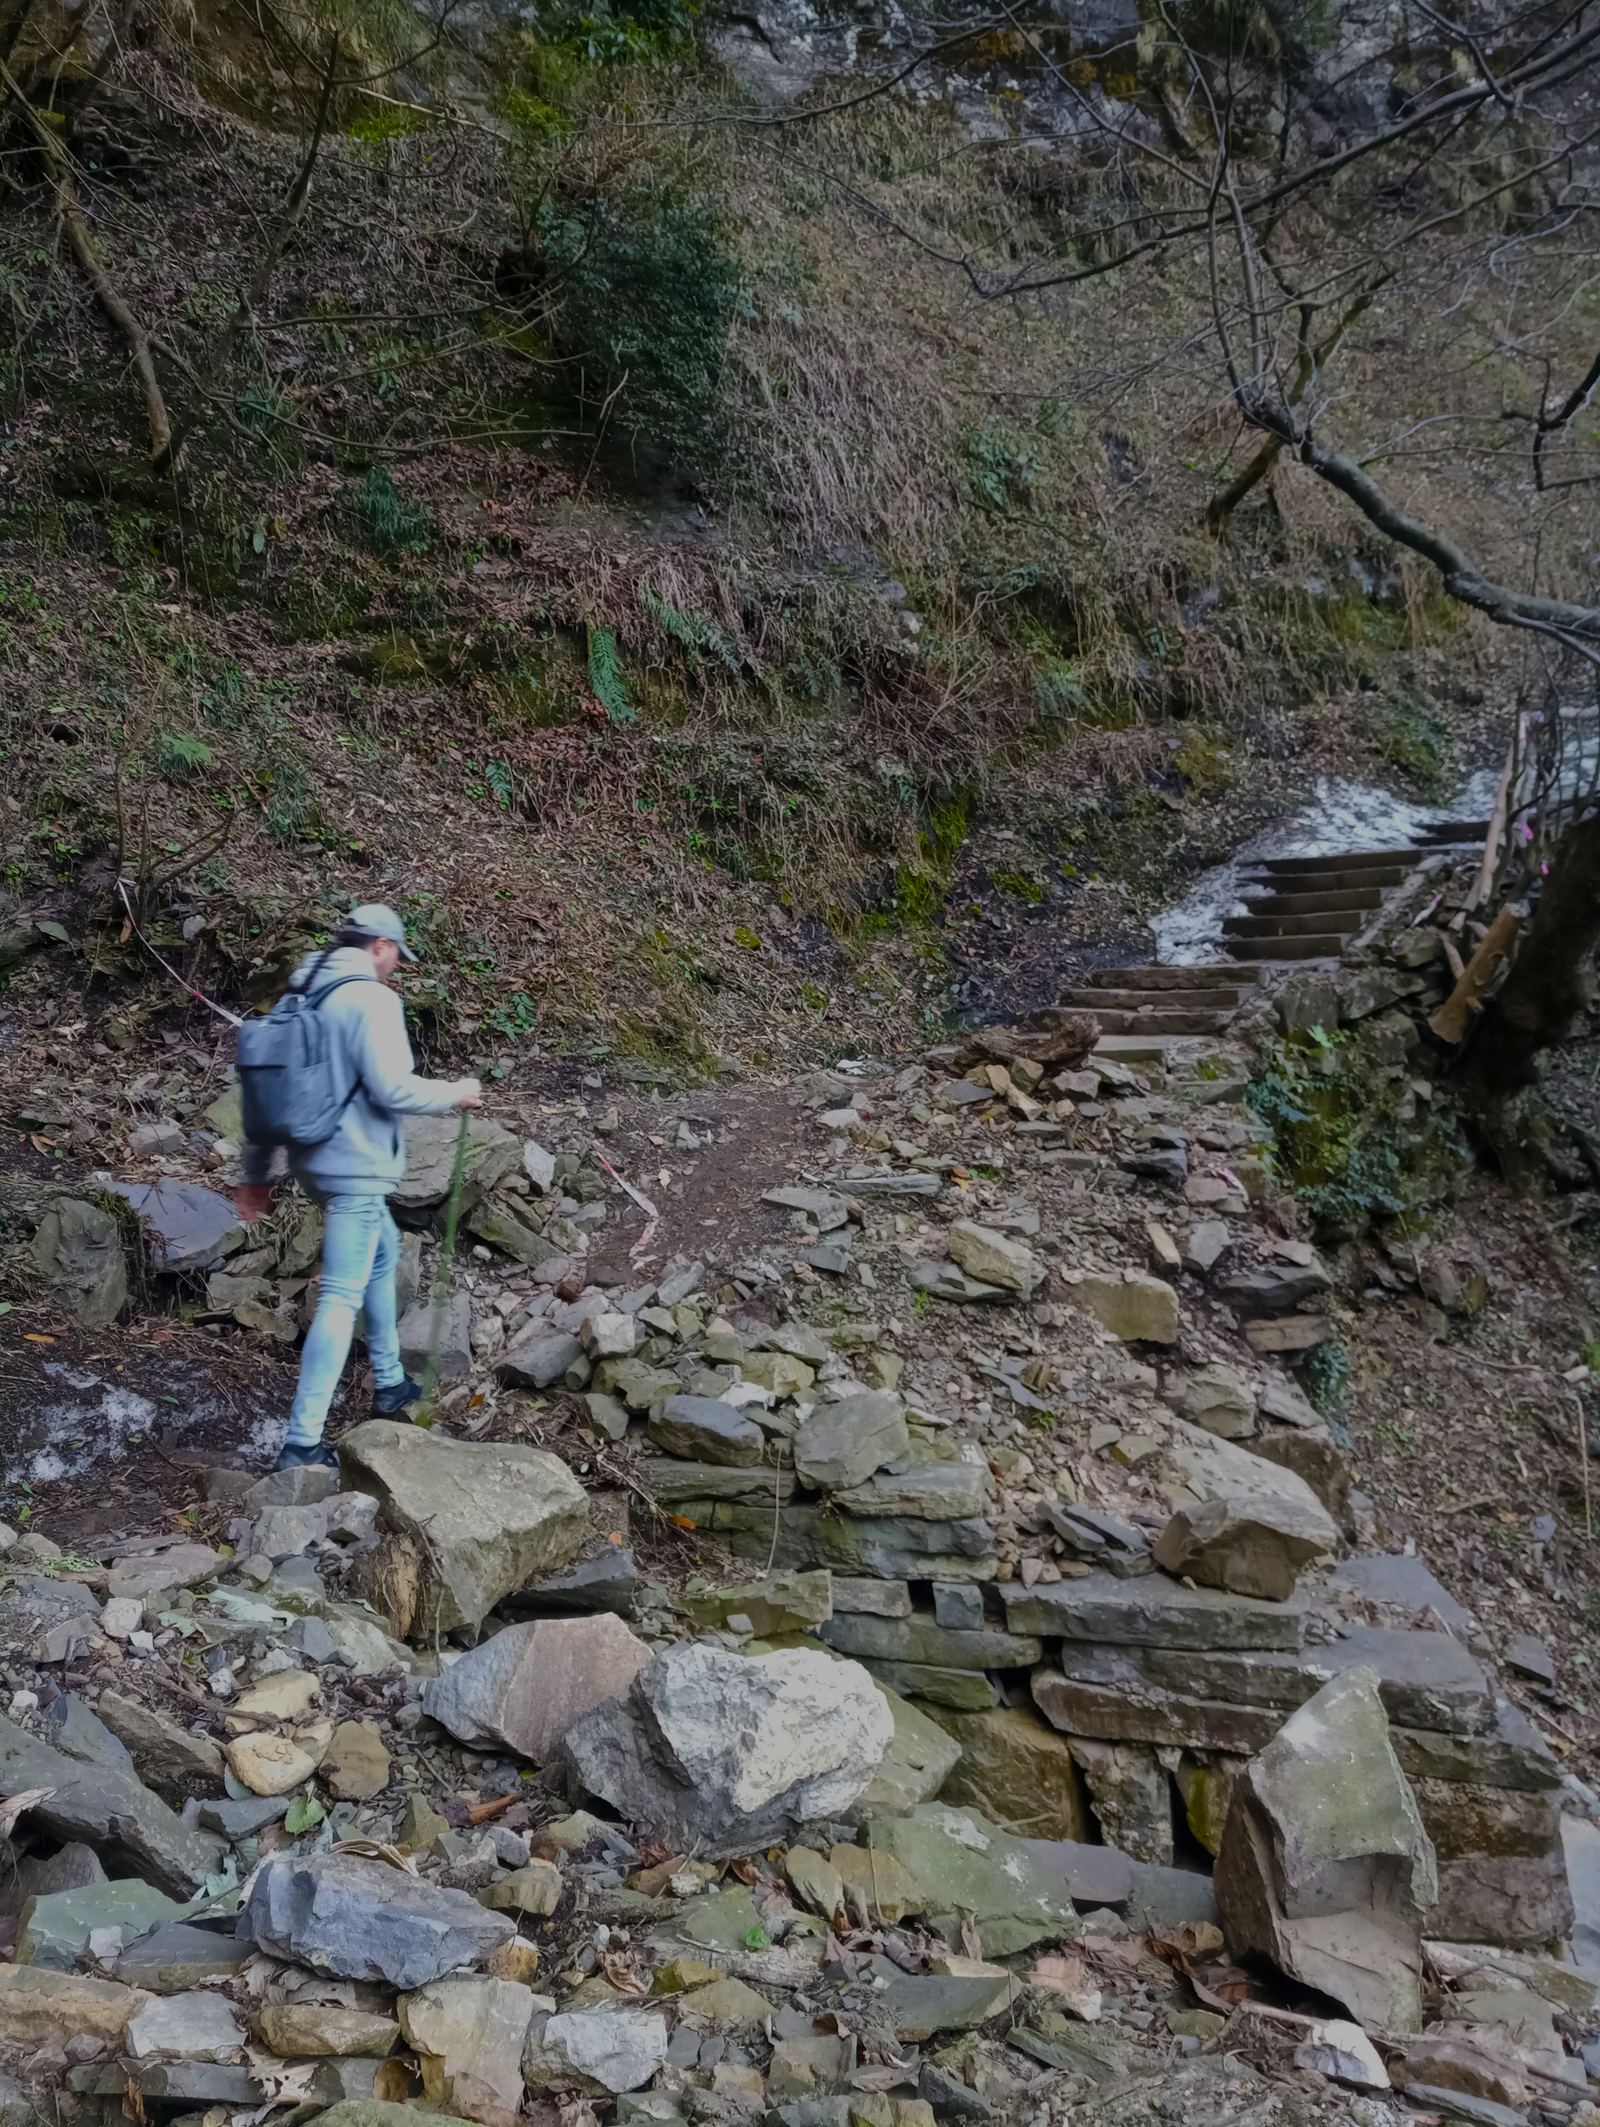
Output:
top-left (306, 973), bottom-right (373, 1010)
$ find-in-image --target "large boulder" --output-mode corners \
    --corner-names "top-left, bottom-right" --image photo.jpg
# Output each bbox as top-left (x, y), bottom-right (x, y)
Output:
top-left (242, 1854), bottom-right (515, 1988)
top-left (337, 1422), bottom-right (587, 1635)
top-left (422, 1616), bottom-right (651, 1763)
top-left (555, 1642), bottom-right (893, 1858)
top-left (31, 1199), bottom-right (128, 1329)
top-left (1214, 1668), bottom-right (1437, 2032)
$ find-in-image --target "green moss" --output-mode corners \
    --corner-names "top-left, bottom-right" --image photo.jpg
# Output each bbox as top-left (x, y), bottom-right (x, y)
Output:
top-left (991, 868), bottom-right (1044, 904)
top-left (1373, 691), bottom-right (1449, 796)
top-left (1173, 731), bottom-right (1232, 793)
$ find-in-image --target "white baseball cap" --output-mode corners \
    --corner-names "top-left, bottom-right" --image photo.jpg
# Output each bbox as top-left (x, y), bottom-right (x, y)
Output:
top-left (348, 903), bottom-right (417, 962)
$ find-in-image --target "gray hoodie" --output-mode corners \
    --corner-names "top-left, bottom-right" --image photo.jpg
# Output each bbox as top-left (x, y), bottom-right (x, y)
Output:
top-left (241, 946), bottom-right (473, 1198)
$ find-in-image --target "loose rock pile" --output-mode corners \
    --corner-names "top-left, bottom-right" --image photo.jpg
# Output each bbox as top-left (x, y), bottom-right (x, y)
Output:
top-left (4, 994), bottom-right (1600, 2127)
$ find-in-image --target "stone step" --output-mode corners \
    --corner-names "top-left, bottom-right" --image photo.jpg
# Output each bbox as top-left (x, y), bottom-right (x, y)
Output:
top-left (1080, 964), bottom-right (1248, 991)
top-left (1078, 1009), bottom-right (1232, 1036)
top-left (1061, 987), bottom-right (1243, 1012)
top-left (1092, 1034), bottom-right (1174, 1062)
top-left (1251, 847), bottom-right (1421, 876)
top-left (1238, 869), bottom-right (1406, 898)
top-left (1223, 910), bottom-right (1362, 938)
top-left (1240, 887), bottom-right (1385, 917)
top-left (1221, 936), bottom-right (1349, 961)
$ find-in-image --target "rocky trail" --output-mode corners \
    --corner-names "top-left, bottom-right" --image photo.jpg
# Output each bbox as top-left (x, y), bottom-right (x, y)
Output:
top-left (0, 825), bottom-right (1598, 2127)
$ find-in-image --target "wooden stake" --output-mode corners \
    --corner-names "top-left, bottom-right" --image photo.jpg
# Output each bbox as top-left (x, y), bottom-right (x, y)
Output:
top-left (1580, 1393), bottom-right (1593, 1541)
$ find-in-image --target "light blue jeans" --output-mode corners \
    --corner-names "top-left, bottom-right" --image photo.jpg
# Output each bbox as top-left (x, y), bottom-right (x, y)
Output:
top-left (287, 1193), bottom-right (406, 1446)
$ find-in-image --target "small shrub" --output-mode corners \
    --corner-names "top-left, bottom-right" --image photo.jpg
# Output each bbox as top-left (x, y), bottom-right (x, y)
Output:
top-left (262, 761), bottom-right (315, 843)
top-left (349, 468), bottom-right (430, 556)
top-left (965, 419), bottom-right (1039, 515)
top-left (542, 192), bottom-right (744, 452)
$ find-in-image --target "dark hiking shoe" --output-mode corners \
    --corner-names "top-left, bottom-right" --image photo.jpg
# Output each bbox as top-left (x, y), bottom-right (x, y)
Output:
top-left (374, 1376), bottom-right (425, 1414)
top-left (274, 1439), bottom-right (340, 1472)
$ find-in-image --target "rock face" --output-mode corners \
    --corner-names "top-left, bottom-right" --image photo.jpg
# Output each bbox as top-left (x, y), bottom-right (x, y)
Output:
top-left (31, 1199), bottom-right (128, 1329)
top-left (925, 1706), bottom-right (1091, 1843)
top-left (556, 1642), bottom-right (894, 1857)
top-left (242, 1854), bottom-right (516, 1988)
top-left (1215, 1668), bottom-right (1437, 2032)
top-left (422, 1615), bottom-right (652, 1764)
top-left (1413, 1779), bottom-right (1573, 1949)
top-left (337, 1421), bottom-right (588, 1635)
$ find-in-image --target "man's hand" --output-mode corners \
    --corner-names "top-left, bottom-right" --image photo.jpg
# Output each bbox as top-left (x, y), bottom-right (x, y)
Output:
top-left (456, 1079), bottom-right (483, 1110)
top-left (234, 1183), bottom-right (275, 1223)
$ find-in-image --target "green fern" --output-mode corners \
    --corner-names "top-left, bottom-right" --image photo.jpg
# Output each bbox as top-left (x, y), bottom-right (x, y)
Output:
top-left (638, 586), bottom-right (738, 672)
top-left (587, 627), bottom-right (635, 725)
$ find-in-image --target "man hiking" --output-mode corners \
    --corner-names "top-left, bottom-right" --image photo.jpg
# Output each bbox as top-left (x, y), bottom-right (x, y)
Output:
top-left (233, 904), bottom-right (481, 1472)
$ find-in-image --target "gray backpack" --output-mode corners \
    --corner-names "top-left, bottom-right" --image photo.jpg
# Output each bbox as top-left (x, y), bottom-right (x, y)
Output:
top-left (237, 956), bottom-right (366, 1149)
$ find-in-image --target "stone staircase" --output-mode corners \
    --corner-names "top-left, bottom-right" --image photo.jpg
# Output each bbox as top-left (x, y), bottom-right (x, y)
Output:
top-left (1076, 821), bottom-right (1487, 1063)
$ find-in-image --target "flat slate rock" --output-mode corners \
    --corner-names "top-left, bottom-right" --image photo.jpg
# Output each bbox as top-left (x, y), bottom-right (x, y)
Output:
top-left (884, 1972), bottom-right (1015, 2040)
top-left (1014, 1838), bottom-right (1135, 1907)
top-left (1394, 1699), bottom-right (1563, 1792)
top-left (241, 1853), bottom-right (515, 1988)
top-left (0, 1713), bottom-right (223, 1899)
top-left (1504, 1632), bottom-right (1556, 1686)
top-left (1322, 1553), bottom-right (1474, 1637)
top-left (820, 1612), bottom-right (1040, 1673)
top-left (103, 1181), bottom-right (244, 1271)
top-left (512, 1548), bottom-right (640, 1619)
top-left (647, 1396), bottom-right (764, 1468)
top-left (197, 1796), bottom-right (292, 1838)
top-left (1400, 2089), bottom-right (1528, 2127)
top-left (998, 1569), bottom-right (1305, 1651)
top-left (116, 1924), bottom-right (251, 1994)
top-left (1120, 1859), bottom-right (1222, 1934)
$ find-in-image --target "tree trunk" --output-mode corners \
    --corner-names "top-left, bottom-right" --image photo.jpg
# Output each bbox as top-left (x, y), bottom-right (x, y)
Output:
top-left (1463, 808), bottom-right (1600, 1097)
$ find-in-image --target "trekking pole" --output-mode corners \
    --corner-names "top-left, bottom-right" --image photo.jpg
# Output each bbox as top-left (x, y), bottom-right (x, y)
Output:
top-left (416, 1111), bottom-right (470, 1425)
